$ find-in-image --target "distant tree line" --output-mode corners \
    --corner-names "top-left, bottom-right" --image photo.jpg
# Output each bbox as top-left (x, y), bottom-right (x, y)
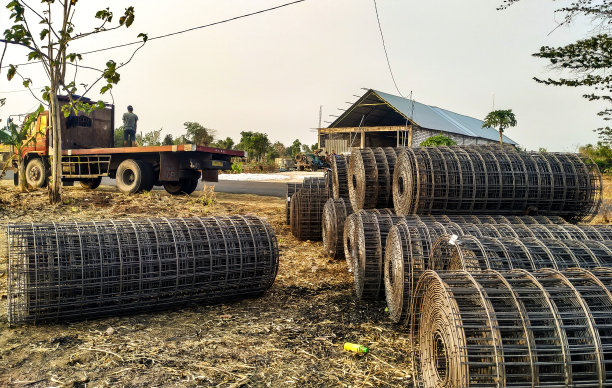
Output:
top-left (117, 122), bottom-right (316, 162)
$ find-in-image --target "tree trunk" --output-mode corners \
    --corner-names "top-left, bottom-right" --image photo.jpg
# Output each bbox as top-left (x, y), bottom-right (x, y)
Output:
top-left (499, 128), bottom-right (504, 145)
top-left (17, 158), bottom-right (27, 193)
top-left (48, 92), bottom-right (62, 204)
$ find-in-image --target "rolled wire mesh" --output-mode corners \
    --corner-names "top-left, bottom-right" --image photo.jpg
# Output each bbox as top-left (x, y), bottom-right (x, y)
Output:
top-left (347, 148), bottom-right (378, 210)
top-left (392, 146), bottom-right (602, 222)
top-left (381, 218), bottom-right (612, 323)
top-left (331, 155), bottom-right (350, 200)
top-left (285, 178), bottom-right (326, 225)
top-left (410, 269), bottom-right (612, 387)
top-left (289, 187), bottom-right (329, 241)
top-left (430, 233), bottom-right (612, 273)
top-left (7, 216), bottom-right (279, 325)
top-left (322, 198), bottom-right (353, 259)
top-left (324, 169), bottom-right (333, 198)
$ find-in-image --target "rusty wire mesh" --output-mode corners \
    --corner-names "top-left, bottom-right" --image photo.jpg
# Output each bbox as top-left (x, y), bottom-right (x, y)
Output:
top-left (322, 198), bottom-right (354, 260)
top-left (393, 146), bottom-right (602, 222)
top-left (7, 216), bottom-right (279, 325)
top-left (285, 177), bottom-right (325, 225)
top-left (410, 269), bottom-right (612, 387)
top-left (331, 155), bottom-right (350, 200)
top-left (289, 187), bottom-right (329, 241)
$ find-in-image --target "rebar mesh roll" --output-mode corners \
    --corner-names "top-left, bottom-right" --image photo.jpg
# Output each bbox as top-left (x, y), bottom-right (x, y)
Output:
top-left (289, 187), bottom-right (329, 241)
top-left (7, 216), bottom-right (279, 324)
top-left (393, 146), bottom-right (602, 222)
top-left (331, 155), bottom-right (350, 199)
top-left (380, 218), bottom-right (612, 323)
top-left (347, 147), bottom-right (403, 210)
top-left (411, 269), bottom-right (612, 387)
top-left (322, 198), bottom-right (354, 259)
top-left (285, 178), bottom-right (325, 225)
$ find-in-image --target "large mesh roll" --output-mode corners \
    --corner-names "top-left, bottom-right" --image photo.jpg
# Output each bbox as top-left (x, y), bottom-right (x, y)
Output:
top-left (7, 216), bottom-right (279, 324)
top-left (392, 146), bottom-right (602, 222)
top-left (348, 148), bottom-right (378, 210)
top-left (289, 187), bottom-right (328, 241)
top-left (411, 269), bottom-right (612, 387)
top-left (331, 155), bottom-right (350, 199)
top-left (322, 198), bottom-right (354, 259)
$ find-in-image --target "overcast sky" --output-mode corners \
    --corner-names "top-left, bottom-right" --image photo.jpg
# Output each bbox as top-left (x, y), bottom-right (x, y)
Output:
top-left (0, 0), bottom-right (605, 151)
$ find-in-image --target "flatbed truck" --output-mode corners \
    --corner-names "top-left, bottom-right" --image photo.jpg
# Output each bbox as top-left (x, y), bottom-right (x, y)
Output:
top-left (14, 96), bottom-right (243, 195)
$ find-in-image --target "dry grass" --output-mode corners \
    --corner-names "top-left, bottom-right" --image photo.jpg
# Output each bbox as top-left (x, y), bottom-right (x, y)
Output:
top-left (0, 181), bottom-right (413, 388)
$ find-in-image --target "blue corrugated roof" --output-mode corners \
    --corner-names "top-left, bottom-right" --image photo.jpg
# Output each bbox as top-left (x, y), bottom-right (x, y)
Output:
top-left (329, 89), bottom-right (517, 145)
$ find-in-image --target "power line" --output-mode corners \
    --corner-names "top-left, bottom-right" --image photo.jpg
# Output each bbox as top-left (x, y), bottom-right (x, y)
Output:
top-left (372, 0), bottom-right (403, 97)
top-left (1, 0), bottom-right (306, 69)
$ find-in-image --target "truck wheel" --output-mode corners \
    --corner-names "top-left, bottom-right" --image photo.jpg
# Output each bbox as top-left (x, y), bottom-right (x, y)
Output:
top-left (116, 159), bottom-right (148, 194)
top-left (140, 162), bottom-right (155, 191)
top-left (25, 158), bottom-right (48, 189)
top-left (80, 177), bottom-right (102, 190)
top-left (163, 178), bottom-right (198, 195)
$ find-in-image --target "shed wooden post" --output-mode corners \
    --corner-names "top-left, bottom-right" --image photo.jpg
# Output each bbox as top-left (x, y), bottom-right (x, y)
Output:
top-left (408, 125), bottom-right (413, 147)
top-left (360, 128), bottom-right (365, 148)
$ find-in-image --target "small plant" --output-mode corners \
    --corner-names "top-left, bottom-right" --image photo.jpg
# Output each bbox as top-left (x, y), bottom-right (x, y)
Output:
top-left (231, 162), bottom-right (243, 174)
top-left (195, 185), bottom-right (216, 206)
top-left (420, 135), bottom-right (457, 147)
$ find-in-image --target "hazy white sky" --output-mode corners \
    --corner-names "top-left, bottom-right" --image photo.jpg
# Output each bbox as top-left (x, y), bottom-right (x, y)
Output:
top-left (0, 0), bottom-right (606, 151)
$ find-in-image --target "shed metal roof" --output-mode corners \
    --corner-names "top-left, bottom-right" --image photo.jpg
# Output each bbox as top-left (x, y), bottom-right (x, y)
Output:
top-left (328, 89), bottom-right (517, 145)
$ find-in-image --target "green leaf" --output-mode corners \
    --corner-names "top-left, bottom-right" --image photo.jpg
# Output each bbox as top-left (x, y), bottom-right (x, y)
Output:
top-left (138, 32), bottom-right (148, 42)
top-left (7, 65), bottom-right (16, 81)
top-left (39, 28), bottom-right (48, 40)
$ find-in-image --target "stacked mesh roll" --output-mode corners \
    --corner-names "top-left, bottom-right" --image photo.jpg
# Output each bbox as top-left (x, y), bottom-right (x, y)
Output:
top-left (290, 186), bottom-right (329, 241)
top-left (411, 269), bottom-right (612, 387)
top-left (393, 146), bottom-right (602, 222)
top-left (7, 216), bottom-right (279, 324)
top-left (330, 155), bottom-right (349, 199)
top-left (322, 198), bottom-right (353, 259)
top-left (348, 147), bottom-right (399, 210)
top-left (285, 177), bottom-right (325, 225)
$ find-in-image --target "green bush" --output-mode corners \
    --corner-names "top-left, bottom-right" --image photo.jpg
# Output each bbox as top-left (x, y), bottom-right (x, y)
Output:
top-left (419, 135), bottom-right (457, 147)
top-left (231, 162), bottom-right (243, 174)
top-left (579, 142), bottom-right (612, 175)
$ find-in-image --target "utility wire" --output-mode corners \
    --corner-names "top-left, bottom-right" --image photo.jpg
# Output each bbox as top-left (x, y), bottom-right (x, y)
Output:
top-left (0, 0), bottom-right (306, 69)
top-left (372, 0), bottom-right (403, 98)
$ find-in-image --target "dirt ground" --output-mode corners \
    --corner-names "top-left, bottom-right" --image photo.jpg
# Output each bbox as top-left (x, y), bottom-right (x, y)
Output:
top-left (0, 181), bottom-right (413, 388)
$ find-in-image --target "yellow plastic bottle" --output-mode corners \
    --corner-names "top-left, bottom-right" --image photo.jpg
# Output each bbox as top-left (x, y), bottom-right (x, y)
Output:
top-left (344, 342), bottom-right (369, 354)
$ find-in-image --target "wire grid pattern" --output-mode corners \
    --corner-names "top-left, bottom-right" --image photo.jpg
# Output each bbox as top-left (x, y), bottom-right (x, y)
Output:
top-left (392, 146), bottom-right (602, 222)
top-left (285, 177), bottom-right (325, 225)
top-left (376, 217), bottom-right (612, 323)
top-left (410, 269), bottom-right (612, 387)
top-left (431, 234), bottom-right (612, 273)
top-left (7, 216), bottom-right (279, 325)
top-left (289, 187), bottom-right (329, 241)
top-left (322, 198), bottom-right (353, 260)
top-left (331, 155), bottom-right (350, 200)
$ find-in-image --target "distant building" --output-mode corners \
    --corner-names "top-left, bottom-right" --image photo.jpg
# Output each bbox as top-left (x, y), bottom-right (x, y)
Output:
top-left (318, 89), bottom-right (517, 154)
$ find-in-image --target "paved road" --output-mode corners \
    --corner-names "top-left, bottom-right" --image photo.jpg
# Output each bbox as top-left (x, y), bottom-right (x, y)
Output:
top-left (4, 171), bottom-right (289, 197)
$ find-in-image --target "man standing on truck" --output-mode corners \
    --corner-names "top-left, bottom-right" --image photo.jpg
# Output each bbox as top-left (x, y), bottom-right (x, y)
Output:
top-left (122, 105), bottom-right (138, 147)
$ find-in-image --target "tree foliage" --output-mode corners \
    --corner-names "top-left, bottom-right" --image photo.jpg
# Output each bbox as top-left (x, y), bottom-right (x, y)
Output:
top-left (419, 135), bottom-right (457, 147)
top-left (141, 128), bottom-right (162, 146)
top-left (1, 1), bottom-right (146, 202)
top-left (211, 137), bottom-right (235, 150)
top-left (482, 109), bottom-right (517, 144)
top-left (579, 142), bottom-right (612, 174)
top-left (184, 122), bottom-right (215, 146)
top-left (499, 0), bottom-right (611, 140)
top-left (287, 139), bottom-right (302, 157)
top-left (237, 131), bottom-right (271, 161)
top-left (162, 134), bottom-right (174, 146)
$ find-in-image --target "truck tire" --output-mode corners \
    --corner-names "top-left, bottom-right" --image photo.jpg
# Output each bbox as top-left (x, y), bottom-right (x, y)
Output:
top-left (163, 178), bottom-right (198, 195)
top-left (140, 162), bottom-right (155, 191)
top-left (80, 177), bottom-right (102, 190)
top-left (25, 158), bottom-right (48, 189)
top-left (116, 159), bottom-right (149, 194)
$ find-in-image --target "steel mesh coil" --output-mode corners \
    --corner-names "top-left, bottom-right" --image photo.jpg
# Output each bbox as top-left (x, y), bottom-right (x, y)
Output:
top-left (379, 218), bottom-right (612, 323)
top-left (324, 169), bottom-right (333, 199)
top-left (7, 216), bottom-right (279, 325)
top-left (322, 198), bottom-right (354, 259)
top-left (392, 146), bottom-right (602, 222)
top-left (410, 269), bottom-right (612, 387)
top-left (285, 178), bottom-right (325, 225)
top-left (289, 187), bottom-right (329, 241)
top-left (331, 155), bottom-right (350, 199)
top-left (431, 233), bottom-right (612, 273)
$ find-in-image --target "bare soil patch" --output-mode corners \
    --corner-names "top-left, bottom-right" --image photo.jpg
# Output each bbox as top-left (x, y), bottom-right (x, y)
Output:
top-left (0, 182), bottom-right (412, 387)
